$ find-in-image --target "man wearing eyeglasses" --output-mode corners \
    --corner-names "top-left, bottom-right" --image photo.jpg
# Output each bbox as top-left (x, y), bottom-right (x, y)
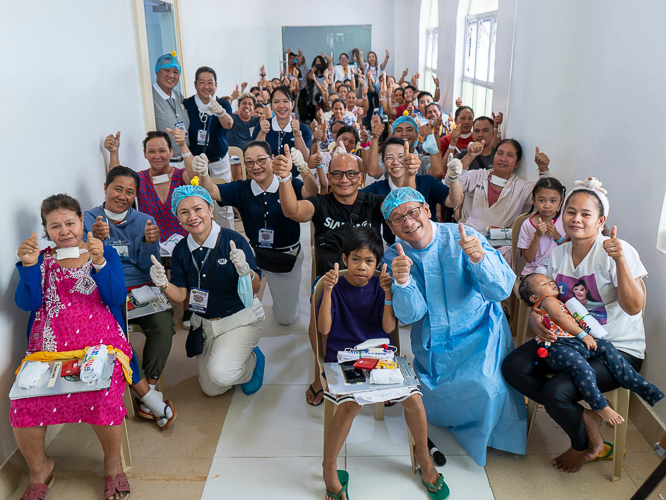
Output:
top-left (382, 186), bottom-right (527, 468)
top-left (278, 150), bottom-right (385, 406)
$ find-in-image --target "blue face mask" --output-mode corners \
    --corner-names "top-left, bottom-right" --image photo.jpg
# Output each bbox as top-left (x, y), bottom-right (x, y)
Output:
top-left (237, 274), bottom-right (254, 309)
top-left (422, 133), bottom-right (438, 155)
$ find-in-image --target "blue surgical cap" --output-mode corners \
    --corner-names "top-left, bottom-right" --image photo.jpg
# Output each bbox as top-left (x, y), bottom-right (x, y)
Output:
top-left (171, 185), bottom-right (214, 216)
top-left (155, 53), bottom-right (182, 74)
top-left (391, 115), bottom-right (419, 134)
top-left (381, 187), bottom-right (426, 220)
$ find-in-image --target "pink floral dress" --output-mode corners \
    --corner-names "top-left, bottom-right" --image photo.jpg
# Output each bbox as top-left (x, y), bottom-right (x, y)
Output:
top-left (10, 251), bottom-right (131, 427)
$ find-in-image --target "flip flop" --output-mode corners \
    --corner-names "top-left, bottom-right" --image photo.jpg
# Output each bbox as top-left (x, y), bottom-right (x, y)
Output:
top-left (419, 469), bottom-right (450, 500)
top-left (134, 397), bottom-right (156, 420)
top-left (325, 470), bottom-right (349, 500)
top-left (157, 400), bottom-right (177, 431)
top-left (586, 441), bottom-right (626, 462)
top-left (306, 383), bottom-right (324, 406)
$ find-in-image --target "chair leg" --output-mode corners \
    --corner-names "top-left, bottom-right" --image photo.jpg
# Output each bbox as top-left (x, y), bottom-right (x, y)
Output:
top-left (120, 417), bottom-right (132, 472)
top-left (526, 398), bottom-right (539, 440)
top-left (123, 385), bottom-right (135, 420)
top-left (374, 402), bottom-right (385, 421)
top-left (611, 389), bottom-right (630, 482)
top-left (516, 301), bottom-right (529, 347)
top-left (323, 399), bottom-right (336, 458)
top-left (408, 427), bottom-right (418, 474)
top-left (157, 371), bottom-right (166, 394)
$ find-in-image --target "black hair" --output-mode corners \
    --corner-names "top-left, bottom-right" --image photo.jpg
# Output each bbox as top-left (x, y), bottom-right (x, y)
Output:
top-left (564, 190), bottom-right (605, 218)
top-left (417, 91), bottom-right (433, 103)
top-left (143, 131), bottom-right (172, 151)
top-left (497, 138), bottom-right (523, 162)
top-left (573, 278), bottom-right (597, 302)
top-left (335, 125), bottom-right (359, 142)
top-left (342, 79), bottom-right (351, 85)
top-left (243, 140), bottom-right (272, 157)
top-left (342, 226), bottom-right (384, 266)
top-left (473, 116), bottom-right (494, 127)
top-left (332, 98), bottom-right (345, 109)
top-left (105, 166), bottom-right (140, 191)
top-left (381, 136), bottom-right (408, 159)
top-left (330, 120), bottom-right (346, 135)
top-left (195, 66), bottom-right (217, 82)
top-left (270, 86), bottom-right (294, 103)
top-left (454, 106), bottom-right (474, 121)
top-left (367, 50), bottom-right (378, 65)
top-left (531, 177), bottom-right (566, 211)
top-left (405, 85), bottom-right (417, 93)
top-left (271, 78), bottom-right (281, 84)
top-left (425, 102), bottom-right (440, 113)
top-left (339, 52), bottom-right (349, 61)
top-left (250, 86), bottom-right (259, 94)
top-left (40, 194), bottom-right (82, 240)
top-left (518, 273), bottom-right (539, 305)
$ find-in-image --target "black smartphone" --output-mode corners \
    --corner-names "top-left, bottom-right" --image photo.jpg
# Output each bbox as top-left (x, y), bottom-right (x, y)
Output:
top-left (340, 361), bottom-right (366, 384)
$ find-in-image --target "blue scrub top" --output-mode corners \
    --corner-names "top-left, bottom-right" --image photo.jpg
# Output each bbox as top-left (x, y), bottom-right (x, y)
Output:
top-left (170, 228), bottom-right (260, 319)
top-left (183, 96), bottom-right (234, 161)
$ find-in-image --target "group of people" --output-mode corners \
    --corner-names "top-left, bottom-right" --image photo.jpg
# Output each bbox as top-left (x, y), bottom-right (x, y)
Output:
top-left (11, 48), bottom-right (659, 500)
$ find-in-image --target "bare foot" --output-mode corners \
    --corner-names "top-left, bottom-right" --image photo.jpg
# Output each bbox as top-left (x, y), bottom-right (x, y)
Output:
top-left (323, 465), bottom-right (346, 500)
top-left (420, 465), bottom-right (442, 493)
top-left (552, 447), bottom-right (587, 473)
top-left (597, 406), bottom-right (625, 426)
top-left (583, 408), bottom-right (605, 460)
top-left (306, 379), bottom-right (324, 405)
top-left (29, 456), bottom-right (55, 486)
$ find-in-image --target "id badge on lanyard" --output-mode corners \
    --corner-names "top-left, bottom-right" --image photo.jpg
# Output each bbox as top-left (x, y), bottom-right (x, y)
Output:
top-left (258, 228), bottom-right (274, 248)
top-left (197, 128), bottom-right (208, 146)
top-left (189, 288), bottom-right (209, 314)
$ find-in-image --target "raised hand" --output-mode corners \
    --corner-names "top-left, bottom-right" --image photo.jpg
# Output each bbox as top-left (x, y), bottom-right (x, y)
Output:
top-left (291, 114), bottom-right (301, 136)
top-left (166, 127), bottom-right (186, 147)
top-left (150, 254), bottom-right (168, 288)
top-left (458, 223), bottom-right (484, 263)
top-left (432, 75), bottom-right (440, 87)
top-left (406, 102), bottom-right (415, 115)
top-left (323, 262), bottom-right (339, 292)
top-left (391, 243), bottom-right (413, 285)
top-left (308, 152), bottom-right (322, 169)
top-left (603, 226), bottom-right (624, 262)
top-left (455, 97), bottom-right (463, 108)
top-left (419, 123), bottom-right (433, 138)
top-left (450, 125), bottom-right (462, 144)
top-left (312, 120), bottom-right (323, 142)
top-left (534, 147), bottom-right (550, 171)
top-left (385, 49), bottom-right (390, 58)
top-left (432, 115), bottom-right (443, 134)
top-left (192, 153), bottom-right (209, 177)
top-left (371, 114), bottom-right (385, 138)
top-left (144, 219), bottom-right (160, 244)
top-left (403, 140), bottom-right (420, 176)
top-left (86, 232), bottom-right (105, 266)
top-left (17, 232), bottom-right (39, 266)
top-left (467, 140), bottom-right (485, 158)
top-left (273, 145), bottom-right (293, 178)
top-left (260, 65), bottom-right (266, 77)
top-left (379, 263), bottom-right (392, 293)
top-left (229, 240), bottom-right (249, 274)
top-left (402, 68), bottom-right (409, 78)
top-left (231, 86), bottom-right (240, 101)
top-left (207, 97), bottom-right (226, 117)
top-left (446, 153), bottom-right (463, 179)
top-left (104, 131), bottom-right (121, 153)
top-left (241, 82), bottom-right (248, 91)
top-left (492, 111), bottom-right (503, 127)
top-left (544, 222), bottom-right (561, 241)
top-left (535, 217), bottom-right (548, 238)
top-left (259, 115), bottom-right (271, 135)
top-left (360, 127), bottom-right (369, 144)
top-left (93, 215), bottom-right (110, 240)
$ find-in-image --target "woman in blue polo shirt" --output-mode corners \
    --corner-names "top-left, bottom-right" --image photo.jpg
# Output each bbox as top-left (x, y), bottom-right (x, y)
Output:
top-left (183, 66), bottom-right (235, 230)
top-left (362, 137), bottom-right (463, 244)
top-left (195, 141), bottom-right (317, 325)
top-left (149, 185), bottom-right (266, 397)
top-left (252, 86), bottom-right (312, 177)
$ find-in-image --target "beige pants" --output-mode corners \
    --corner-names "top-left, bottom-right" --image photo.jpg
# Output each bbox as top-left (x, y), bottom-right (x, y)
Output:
top-left (193, 298), bottom-right (265, 396)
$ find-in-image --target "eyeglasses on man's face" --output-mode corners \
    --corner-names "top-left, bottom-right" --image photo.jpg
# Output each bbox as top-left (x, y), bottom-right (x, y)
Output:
top-left (388, 204), bottom-right (424, 227)
top-left (329, 170), bottom-right (360, 180)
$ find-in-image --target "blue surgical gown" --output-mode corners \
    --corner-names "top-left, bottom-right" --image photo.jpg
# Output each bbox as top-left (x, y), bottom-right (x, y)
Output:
top-left (384, 222), bottom-right (527, 466)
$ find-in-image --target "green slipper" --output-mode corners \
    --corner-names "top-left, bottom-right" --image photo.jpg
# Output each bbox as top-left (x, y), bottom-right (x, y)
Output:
top-left (326, 470), bottom-right (349, 500)
top-left (419, 469), bottom-right (450, 500)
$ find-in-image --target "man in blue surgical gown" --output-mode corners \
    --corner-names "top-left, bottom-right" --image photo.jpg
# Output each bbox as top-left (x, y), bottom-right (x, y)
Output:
top-left (382, 187), bottom-right (526, 466)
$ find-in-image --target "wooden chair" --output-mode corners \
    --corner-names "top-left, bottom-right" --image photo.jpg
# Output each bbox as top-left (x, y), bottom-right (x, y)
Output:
top-left (509, 211), bottom-right (534, 347)
top-left (526, 279), bottom-right (646, 481)
top-left (313, 270), bottom-right (418, 473)
top-left (228, 146), bottom-right (247, 180)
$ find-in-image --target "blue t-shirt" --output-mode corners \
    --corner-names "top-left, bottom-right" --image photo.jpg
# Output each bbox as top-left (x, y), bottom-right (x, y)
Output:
top-left (170, 228), bottom-right (261, 319)
top-left (317, 276), bottom-right (387, 363)
top-left (361, 175), bottom-right (449, 245)
top-left (183, 96), bottom-right (234, 161)
top-left (251, 118), bottom-right (313, 176)
top-left (217, 178), bottom-right (304, 249)
top-left (227, 114), bottom-right (261, 150)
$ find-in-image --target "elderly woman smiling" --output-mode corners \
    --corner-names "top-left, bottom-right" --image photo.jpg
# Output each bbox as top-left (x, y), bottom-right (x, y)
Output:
top-left (149, 185), bottom-right (266, 397)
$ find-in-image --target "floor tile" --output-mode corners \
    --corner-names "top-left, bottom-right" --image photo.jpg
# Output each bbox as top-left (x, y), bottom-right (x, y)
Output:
top-left (345, 403), bottom-right (412, 457)
top-left (259, 333), bottom-right (315, 385)
top-left (427, 422), bottom-right (475, 457)
top-left (600, 418), bottom-right (654, 453)
top-left (622, 451), bottom-right (665, 498)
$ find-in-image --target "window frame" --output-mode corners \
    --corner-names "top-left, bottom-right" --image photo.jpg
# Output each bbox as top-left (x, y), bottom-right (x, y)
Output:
top-left (423, 27), bottom-right (438, 94)
top-left (462, 10), bottom-right (497, 90)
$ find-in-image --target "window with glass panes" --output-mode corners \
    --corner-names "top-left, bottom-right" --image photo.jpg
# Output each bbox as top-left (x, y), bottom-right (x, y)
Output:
top-left (461, 12), bottom-right (497, 117)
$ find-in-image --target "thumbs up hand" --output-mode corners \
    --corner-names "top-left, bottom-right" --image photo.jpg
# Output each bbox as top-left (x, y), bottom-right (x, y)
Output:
top-left (207, 97), bottom-right (226, 117)
top-left (391, 243), bottom-right (413, 285)
top-left (231, 85), bottom-right (240, 101)
top-left (535, 217), bottom-right (548, 238)
top-left (446, 153), bottom-right (463, 180)
top-left (603, 226), bottom-right (624, 262)
top-left (192, 153), bottom-right (209, 176)
top-left (273, 145), bottom-right (293, 179)
top-left (144, 219), bottom-right (161, 244)
top-left (534, 147), bottom-right (551, 171)
top-left (229, 240), bottom-right (249, 274)
top-left (150, 254), bottom-right (168, 288)
top-left (323, 262), bottom-right (339, 292)
top-left (458, 223), bottom-right (484, 263)
top-left (93, 215), bottom-right (110, 240)
top-left (104, 131), bottom-right (121, 153)
top-left (17, 232), bottom-right (40, 266)
top-left (379, 263), bottom-right (393, 293)
top-left (86, 232), bottom-right (105, 266)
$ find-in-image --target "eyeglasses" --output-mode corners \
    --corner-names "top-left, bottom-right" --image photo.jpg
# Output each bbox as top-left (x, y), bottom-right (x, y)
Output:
top-left (388, 204), bottom-right (424, 227)
top-left (245, 157), bottom-right (269, 169)
top-left (329, 170), bottom-right (360, 180)
top-left (384, 154), bottom-right (404, 165)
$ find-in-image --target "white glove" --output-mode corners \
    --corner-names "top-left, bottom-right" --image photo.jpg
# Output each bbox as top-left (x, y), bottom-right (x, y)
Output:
top-left (446, 153), bottom-right (463, 180)
top-left (229, 240), bottom-right (249, 275)
top-left (207, 98), bottom-right (226, 117)
top-left (290, 148), bottom-right (306, 169)
top-left (150, 255), bottom-right (168, 288)
top-left (331, 140), bottom-right (347, 159)
top-left (193, 153), bottom-right (209, 176)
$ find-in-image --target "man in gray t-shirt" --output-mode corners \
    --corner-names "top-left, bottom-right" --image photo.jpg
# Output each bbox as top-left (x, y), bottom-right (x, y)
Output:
top-left (152, 53), bottom-right (190, 159)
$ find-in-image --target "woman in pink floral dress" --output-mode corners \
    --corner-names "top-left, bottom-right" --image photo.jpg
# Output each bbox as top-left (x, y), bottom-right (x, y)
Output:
top-left (13, 194), bottom-right (132, 500)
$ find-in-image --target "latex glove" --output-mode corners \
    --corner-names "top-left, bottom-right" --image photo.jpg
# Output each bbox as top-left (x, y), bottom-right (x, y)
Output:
top-left (150, 255), bottom-right (168, 288)
top-left (331, 140), bottom-right (347, 159)
top-left (192, 154), bottom-right (209, 176)
top-left (207, 98), bottom-right (226, 117)
top-left (290, 148), bottom-right (306, 169)
top-left (446, 153), bottom-right (463, 180)
top-left (229, 240), bottom-right (249, 275)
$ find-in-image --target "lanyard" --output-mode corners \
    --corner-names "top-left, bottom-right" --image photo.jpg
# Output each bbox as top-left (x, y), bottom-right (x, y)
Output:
top-left (167, 97), bottom-right (180, 119)
top-left (191, 247), bottom-right (213, 288)
top-left (261, 192), bottom-right (274, 229)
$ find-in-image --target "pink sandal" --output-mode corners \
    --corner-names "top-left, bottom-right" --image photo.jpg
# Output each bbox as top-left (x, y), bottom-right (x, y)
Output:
top-left (104, 472), bottom-right (130, 499)
top-left (20, 475), bottom-right (54, 500)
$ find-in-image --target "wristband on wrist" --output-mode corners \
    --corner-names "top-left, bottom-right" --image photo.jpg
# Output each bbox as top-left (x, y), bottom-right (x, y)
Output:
top-left (159, 283), bottom-right (168, 291)
top-left (384, 300), bottom-right (393, 305)
top-left (216, 109), bottom-right (227, 118)
top-left (556, 235), bottom-right (565, 244)
top-left (237, 263), bottom-right (251, 276)
top-left (182, 151), bottom-right (192, 158)
top-left (446, 175), bottom-right (459, 182)
top-left (576, 332), bottom-right (588, 340)
top-left (278, 174), bottom-right (293, 183)
top-left (296, 163), bottom-right (308, 173)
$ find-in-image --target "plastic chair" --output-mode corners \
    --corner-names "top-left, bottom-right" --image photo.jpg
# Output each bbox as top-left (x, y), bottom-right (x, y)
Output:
top-left (509, 211), bottom-right (534, 347)
top-left (313, 270), bottom-right (418, 473)
top-left (228, 146), bottom-right (247, 180)
top-left (209, 177), bottom-right (228, 227)
top-left (526, 279), bottom-right (646, 481)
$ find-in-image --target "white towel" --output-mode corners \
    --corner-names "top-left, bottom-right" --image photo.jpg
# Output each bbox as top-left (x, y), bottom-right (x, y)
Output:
top-left (369, 368), bottom-right (404, 385)
top-left (490, 228), bottom-right (512, 240)
top-left (18, 362), bottom-right (49, 389)
top-left (131, 285), bottom-right (159, 305)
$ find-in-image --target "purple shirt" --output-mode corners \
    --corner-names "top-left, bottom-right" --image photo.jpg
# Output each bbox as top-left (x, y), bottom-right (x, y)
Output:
top-left (317, 275), bottom-right (387, 362)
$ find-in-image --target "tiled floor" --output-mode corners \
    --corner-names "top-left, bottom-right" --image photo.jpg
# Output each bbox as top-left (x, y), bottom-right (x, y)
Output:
top-left (8, 223), bottom-right (666, 500)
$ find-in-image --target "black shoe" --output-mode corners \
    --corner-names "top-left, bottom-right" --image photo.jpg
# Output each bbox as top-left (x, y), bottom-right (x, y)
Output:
top-left (182, 310), bottom-right (193, 329)
top-left (428, 437), bottom-right (447, 466)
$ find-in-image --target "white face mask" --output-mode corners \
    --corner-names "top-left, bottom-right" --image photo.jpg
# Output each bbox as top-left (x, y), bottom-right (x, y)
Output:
top-left (104, 209), bottom-right (128, 222)
top-left (55, 247), bottom-right (88, 260)
top-left (152, 174), bottom-right (170, 185)
top-left (490, 175), bottom-right (508, 187)
top-left (460, 132), bottom-right (472, 139)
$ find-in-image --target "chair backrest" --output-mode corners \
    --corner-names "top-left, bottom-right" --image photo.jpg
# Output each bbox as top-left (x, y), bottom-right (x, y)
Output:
top-left (641, 278), bottom-right (647, 317)
top-left (511, 211), bottom-right (534, 275)
top-left (209, 177), bottom-right (227, 226)
top-left (228, 146), bottom-right (247, 180)
top-left (313, 269), bottom-right (401, 389)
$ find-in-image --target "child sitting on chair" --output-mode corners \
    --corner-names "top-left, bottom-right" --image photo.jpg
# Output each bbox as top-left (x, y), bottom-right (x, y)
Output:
top-left (519, 273), bottom-right (664, 425)
top-left (317, 226), bottom-right (448, 500)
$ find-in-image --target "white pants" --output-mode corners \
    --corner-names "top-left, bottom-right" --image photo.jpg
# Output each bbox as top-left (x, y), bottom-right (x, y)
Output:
top-left (262, 248), bottom-right (304, 325)
top-left (208, 154), bottom-right (234, 230)
top-left (193, 297), bottom-right (265, 396)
